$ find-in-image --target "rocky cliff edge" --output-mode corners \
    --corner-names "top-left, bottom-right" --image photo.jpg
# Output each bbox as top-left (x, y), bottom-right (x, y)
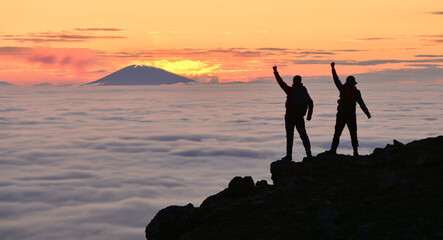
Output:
top-left (146, 136), bottom-right (442, 240)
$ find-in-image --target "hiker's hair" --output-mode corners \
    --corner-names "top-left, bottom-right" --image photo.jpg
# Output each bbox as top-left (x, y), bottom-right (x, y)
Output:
top-left (293, 75), bottom-right (302, 84)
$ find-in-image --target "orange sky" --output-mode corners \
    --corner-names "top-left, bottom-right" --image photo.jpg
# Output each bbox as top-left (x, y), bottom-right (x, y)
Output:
top-left (0, 0), bottom-right (442, 85)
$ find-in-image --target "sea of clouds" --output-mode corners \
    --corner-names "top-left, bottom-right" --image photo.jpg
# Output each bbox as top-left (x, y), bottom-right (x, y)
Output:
top-left (1, 80), bottom-right (442, 240)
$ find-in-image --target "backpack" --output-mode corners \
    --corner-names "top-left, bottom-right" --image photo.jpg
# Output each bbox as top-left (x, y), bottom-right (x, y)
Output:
top-left (288, 86), bottom-right (308, 116)
top-left (339, 84), bottom-right (357, 110)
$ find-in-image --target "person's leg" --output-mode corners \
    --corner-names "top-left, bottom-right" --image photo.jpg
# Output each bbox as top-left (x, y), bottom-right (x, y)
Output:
top-left (284, 114), bottom-right (295, 160)
top-left (347, 113), bottom-right (359, 156)
top-left (295, 116), bottom-right (312, 158)
top-left (330, 111), bottom-right (346, 153)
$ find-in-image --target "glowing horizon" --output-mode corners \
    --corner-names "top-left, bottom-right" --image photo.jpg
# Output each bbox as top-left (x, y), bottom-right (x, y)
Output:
top-left (0, 0), bottom-right (442, 86)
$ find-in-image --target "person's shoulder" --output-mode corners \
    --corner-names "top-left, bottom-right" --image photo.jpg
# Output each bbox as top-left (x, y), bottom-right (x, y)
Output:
top-left (283, 85), bottom-right (292, 94)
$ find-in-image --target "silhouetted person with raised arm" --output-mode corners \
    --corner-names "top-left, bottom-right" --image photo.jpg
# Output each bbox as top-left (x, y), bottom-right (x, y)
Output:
top-left (273, 66), bottom-right (313, 160)
top-left (327, 62), bottom-right (371, 156)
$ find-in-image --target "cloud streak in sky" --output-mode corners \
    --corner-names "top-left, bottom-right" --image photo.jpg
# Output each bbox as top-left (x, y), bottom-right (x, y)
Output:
top-left (356, 37), bottom-right (395, 41)
top-left (256, 48), bottom-right (288, 51)
top-left (25, 47), bottom-right (99, 70)
top-left (292, 58), bottom-right (443, 66)
top-left (1, 33), bottom-right (126, 43)
top-left (332, 49), bottom-right (366, 52)
top-left (0, 47), bottom-right (32, 55)
top-left (74, 28), bottom-right (126, 31)
top-left (28, 55), bottom-right (56, 64)
top-left (415, 55), bottom-right (443, 58)
top-left (1, 29), bottom-right (127, 43)
top-left (298, 51), bottom-right (335, 55)
top-left (417, 34), bottom-right (443, 44)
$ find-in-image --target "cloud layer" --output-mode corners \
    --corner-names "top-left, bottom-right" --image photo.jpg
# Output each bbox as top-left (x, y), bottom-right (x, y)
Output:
top-left (1, 81), bottom-right (442, 240)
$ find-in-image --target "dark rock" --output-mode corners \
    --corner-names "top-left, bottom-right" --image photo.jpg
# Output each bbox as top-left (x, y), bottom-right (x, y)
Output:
top-left (145, 136), bottom-right (443, 240)
top-left (255, 180), bottom-right (269, 189)
top-left (316, 207), bottom-right (341, 225)
top-left (416, 154), bottom-right (426, 165)
top-left (199, 176), bottom-right (254, 208)
top-left (270, 159), bottom-right (297, 185)
top-left (282, 177), bottom-right (298, 192)
top-left (393, 139), bottom-right (405, 149)
top-left (293, 209), bottom-right (308, 220)
top-left (227, 176), bottom-right (254, 196)
top-left (378, 172), bottom-right (397, 189)
top-left (372, 147), bottom-right (383, 155)
top-left (355, 221), bottom-right (377, 238)
top-left (145, 203), bottom-right (196, 240)
top-left (324, 223), bottom-right (342, 240)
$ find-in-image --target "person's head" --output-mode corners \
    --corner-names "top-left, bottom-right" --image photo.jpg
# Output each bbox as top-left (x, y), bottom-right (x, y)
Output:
top-left (346, 76), bottom-right (357, 85)
top-left (293, 75), bottom-right (302, 84)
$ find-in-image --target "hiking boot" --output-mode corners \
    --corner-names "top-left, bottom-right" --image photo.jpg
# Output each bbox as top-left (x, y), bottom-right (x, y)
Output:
top-left (303, 153), bottom-right (313, 162)
top-left (306, 152), bottom-right (313, 159)
top-left (353, 146), bottom-right (359, 157)
top-left (281, 155), bottom-right (292, 161)
top-left (325, 149), bottom-right (337, 155)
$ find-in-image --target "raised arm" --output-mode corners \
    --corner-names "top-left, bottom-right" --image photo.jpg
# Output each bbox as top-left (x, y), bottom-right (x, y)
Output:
top-left (273, 66), bottom-right (290, 94)
top-left (356, 90), bottom-right (371, 119)
top-left (331, 62), bottom-right (343, 91)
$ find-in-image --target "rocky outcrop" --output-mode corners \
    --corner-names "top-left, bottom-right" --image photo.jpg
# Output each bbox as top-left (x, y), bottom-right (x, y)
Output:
top-left (145, 136), bottom-right (443, 240)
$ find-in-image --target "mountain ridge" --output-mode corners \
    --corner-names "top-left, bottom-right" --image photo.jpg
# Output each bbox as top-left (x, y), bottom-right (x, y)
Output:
top-left (0, 81), bottom-right (13, 86)
top-left (86, 65), bottom-right (195, 85)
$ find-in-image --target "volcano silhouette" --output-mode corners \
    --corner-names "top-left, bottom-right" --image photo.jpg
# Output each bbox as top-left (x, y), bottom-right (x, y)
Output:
top-left (86, 65), bottom-right (195, 85)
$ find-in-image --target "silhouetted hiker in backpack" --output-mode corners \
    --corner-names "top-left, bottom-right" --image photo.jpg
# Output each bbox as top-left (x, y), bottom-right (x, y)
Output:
top-left (327, 62), bottom-right (371, 156)
top-left (273, 66), bottom-right (313, 160)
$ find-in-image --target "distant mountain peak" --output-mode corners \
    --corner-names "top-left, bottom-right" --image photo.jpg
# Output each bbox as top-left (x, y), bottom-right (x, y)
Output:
top-left (86, 65), bottom-right (195, 86)
top-left (0, 81), bottom-right (13, 86)
top-left (126, 64), bottom-right (153, 69)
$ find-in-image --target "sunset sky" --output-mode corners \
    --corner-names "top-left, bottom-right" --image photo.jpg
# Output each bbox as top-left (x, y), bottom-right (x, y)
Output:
top-left (0, 0), bottom-right (442, 86)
